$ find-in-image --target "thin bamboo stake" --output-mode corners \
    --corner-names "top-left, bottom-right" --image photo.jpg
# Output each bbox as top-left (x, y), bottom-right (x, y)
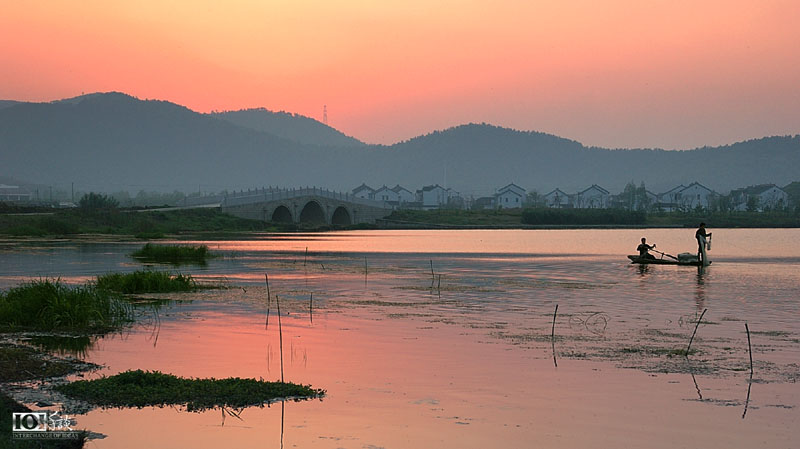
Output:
top-left (309, 292), bottom-right (313, 324)
top-left (280, 400), bottom-right (285, 449)
top-left (743, 321), bottom-right (754, 419)
top-left (277, 294), bottom-right (284, 383)
top-left (685, 308), bottom-right (707, 356)
top-left (264, 273), bottom-right (271, 329)
top-left (745, 322), bottom-right (753, 376)
top-left (551, 304), bottom-right (558, 368)
top-left (430, 259), bottom-right (435, 287)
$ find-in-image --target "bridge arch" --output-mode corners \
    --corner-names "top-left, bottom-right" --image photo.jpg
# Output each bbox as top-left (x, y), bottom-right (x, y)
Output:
top-left (298, 200), bottom-right (326, 225)
top-left (331, 206), bottom-right (352, 225)
top-left (270, 205), bottom-right (293, 223)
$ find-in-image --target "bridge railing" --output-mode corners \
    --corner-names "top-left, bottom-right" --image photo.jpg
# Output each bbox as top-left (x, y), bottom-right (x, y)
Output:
top-left (221, 186), bottom-right (387, 208)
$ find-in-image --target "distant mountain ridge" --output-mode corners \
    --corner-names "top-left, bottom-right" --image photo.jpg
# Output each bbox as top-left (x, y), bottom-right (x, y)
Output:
top-left (0, 92), bottom-right (797, 195)
top-left (211, 108), bottom-right (364, 147)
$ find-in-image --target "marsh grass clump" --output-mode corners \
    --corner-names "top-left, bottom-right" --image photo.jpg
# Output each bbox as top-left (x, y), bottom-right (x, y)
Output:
top-left (56, 370), bottom-right (325, 411)
top-left (0, 279), bottom-right (133, 332)
top-left (96, 270), bottom-right (197, 294)
top-left (131, 243), bottom-right (212, 265)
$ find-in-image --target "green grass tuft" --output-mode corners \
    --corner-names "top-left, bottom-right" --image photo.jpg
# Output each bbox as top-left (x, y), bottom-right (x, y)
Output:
top-left (56, 370), bottom-right (324, 411)
top-left (0, 279), bottom-right (133, 332)
top-left (96, 270), bottom-right (197, 294)
top-left (131, 243), bottom-right (212, 265)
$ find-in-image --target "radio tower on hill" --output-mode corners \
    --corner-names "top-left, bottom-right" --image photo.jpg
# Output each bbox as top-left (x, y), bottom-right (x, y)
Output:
top-left (323, 105), bottom-right (328, 125)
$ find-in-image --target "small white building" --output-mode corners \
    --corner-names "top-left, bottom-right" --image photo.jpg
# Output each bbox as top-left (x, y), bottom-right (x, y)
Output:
top-left (572, 184), bottom-right (610, 209)
top-left (730, 184), bottom-right (789, 211)
top-left (0, 184), bottom-right (32, 202)
top-left (391, 185), bottom-right (415, 204)
top-left (417, 184), bottom-right (449, 210)
top-left (677, 182), bottom-right (716, 211)
top-left (656, 185), bottom-right (687, 211)
top-left (472, 196), bottom-right (496, 210)
top-left (495, 183), bottom-right (526, 209)
top-left (351, 183), bottom-right (375, 200)
top-left (374, 185), bottom-right (398, 203)
top-left (544, 188), bottom-right (570, 208)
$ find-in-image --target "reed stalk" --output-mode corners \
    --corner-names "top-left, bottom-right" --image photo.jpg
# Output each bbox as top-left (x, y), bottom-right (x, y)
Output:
top-left (685, 308), bottom-right (707, 356)
top-left (745, 322), bottom-right (753, 375)
top-left (264, 273), bottom-right (271, 329)
top-left (276, 294), bottom-right (284, 383)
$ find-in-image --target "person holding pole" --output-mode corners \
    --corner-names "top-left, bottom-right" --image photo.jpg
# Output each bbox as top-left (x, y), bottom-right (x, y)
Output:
top-left (695, 223), bottom-right (712, 264)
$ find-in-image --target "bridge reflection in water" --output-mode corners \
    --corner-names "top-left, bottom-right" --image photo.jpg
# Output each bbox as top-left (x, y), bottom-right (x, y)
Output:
top-left (221, 187), bottom-right (392, 225)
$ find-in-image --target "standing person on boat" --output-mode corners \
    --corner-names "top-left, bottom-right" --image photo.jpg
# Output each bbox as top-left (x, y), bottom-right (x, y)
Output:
top-left (695, 223), bottom-right (712, 263)
top-left (637, 238), bottom-right (656, 260)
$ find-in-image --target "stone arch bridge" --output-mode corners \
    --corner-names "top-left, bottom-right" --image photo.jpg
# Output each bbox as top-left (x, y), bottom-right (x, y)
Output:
top-left (221, 187), bottom-right (392, 225)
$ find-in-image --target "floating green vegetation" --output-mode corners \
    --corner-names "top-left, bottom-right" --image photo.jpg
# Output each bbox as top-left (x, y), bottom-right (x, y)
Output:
top-left (96, 270), bottom-right (197, 294)
top-left (0, 279), bottom-right (133, 332)
top-left (614, 346), bottom-right (698, 357)
top-left (750, 330), bottom-right (791, 337)
top-left (56, 370), bottom-right (325, 411)
top-left (131, 243), bottom-right (213, 265)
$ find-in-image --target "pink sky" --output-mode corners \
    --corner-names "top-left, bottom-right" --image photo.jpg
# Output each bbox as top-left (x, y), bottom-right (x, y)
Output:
top-left (1, 1), bottom-right (798, 149)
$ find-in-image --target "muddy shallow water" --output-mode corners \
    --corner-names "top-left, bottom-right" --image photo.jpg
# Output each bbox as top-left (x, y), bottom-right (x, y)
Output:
top-left (1, 229), bottom-right (798, 448)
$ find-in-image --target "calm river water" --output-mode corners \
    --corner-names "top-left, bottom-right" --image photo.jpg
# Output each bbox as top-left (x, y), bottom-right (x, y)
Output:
top-left (1, 229), bottom-right (798, 448)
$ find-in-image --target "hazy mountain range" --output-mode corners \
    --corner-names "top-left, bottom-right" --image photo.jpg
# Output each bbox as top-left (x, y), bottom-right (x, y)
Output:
top-left (1, 92), bottom-right (797, 196)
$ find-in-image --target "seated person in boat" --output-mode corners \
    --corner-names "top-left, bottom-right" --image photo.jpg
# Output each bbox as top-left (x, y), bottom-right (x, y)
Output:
top-left (637, 238), bottom-right (656, 260)
top-left (695, 222), bottom-right (712, 262)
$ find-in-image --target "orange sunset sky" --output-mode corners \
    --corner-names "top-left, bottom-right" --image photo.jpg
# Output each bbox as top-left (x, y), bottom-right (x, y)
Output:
top-left (2, 0), bottom-right (798, 149)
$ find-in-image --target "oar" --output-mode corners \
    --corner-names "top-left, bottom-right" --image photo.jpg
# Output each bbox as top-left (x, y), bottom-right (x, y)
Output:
top-left (650, 247), bottom-right (679, 261)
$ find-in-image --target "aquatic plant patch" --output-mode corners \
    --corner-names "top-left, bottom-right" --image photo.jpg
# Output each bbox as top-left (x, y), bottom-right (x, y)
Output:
top-left (56, 370), bottom-right (324, 411)
top-left (131, 243), bottom-right (213, 265)
top-left (95, 270), bottom-right (197, 294)
top-left (0, 279), bottom-right (133, 332)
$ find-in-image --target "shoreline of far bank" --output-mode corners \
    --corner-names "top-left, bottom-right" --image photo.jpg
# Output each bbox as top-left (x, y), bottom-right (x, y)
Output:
top-left (0, 206), bottom-right (799, 240)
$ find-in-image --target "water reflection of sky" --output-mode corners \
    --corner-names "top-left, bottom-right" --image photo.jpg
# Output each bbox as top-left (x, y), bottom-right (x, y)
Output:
top-left (1, 229), bottom-right (798, 448)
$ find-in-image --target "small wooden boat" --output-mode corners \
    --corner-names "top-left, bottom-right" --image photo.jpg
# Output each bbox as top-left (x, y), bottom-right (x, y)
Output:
top-left (627, 255), bottom-right (709, 266)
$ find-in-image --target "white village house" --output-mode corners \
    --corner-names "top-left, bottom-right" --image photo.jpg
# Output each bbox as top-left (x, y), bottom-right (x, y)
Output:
top-left (351, 183), bottom-right (375, 200)
top-left (373, 184), bottom-right (415, 209)
top-left (544, 188), bottom-right (570, 208)
top-left (676, 182), bottom-right (716, 211)
top-left (373, 185), bottom-right (398, 203)
top-left (495, 183), bottom-right (526, 209)
top-left (417, 184), bottom-right (450, 210)
top-left (572, 184), bottom-right (610, 209)
top-left (391, 185), bottom-right (415, 204)
top-left (655, 184), bottom-right (687, 211)
top-left (730, 184), bottom-right (789, 211)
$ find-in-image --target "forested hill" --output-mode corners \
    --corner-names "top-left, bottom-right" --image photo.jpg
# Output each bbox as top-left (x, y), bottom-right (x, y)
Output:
top-left (211, 109), bottom-right (364, 147)
top-left (0, 92), bottom-right (797, 194)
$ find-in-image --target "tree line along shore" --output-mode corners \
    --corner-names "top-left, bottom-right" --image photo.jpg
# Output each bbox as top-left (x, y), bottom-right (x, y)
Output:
top-left (1, 204), bottom-right (799, 238)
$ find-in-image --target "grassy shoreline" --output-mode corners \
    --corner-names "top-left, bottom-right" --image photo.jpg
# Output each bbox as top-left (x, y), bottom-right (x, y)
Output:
top-left (0, 279), bottom-right (134, 333)
top-left (1, 207), bottom-right (798, 240)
